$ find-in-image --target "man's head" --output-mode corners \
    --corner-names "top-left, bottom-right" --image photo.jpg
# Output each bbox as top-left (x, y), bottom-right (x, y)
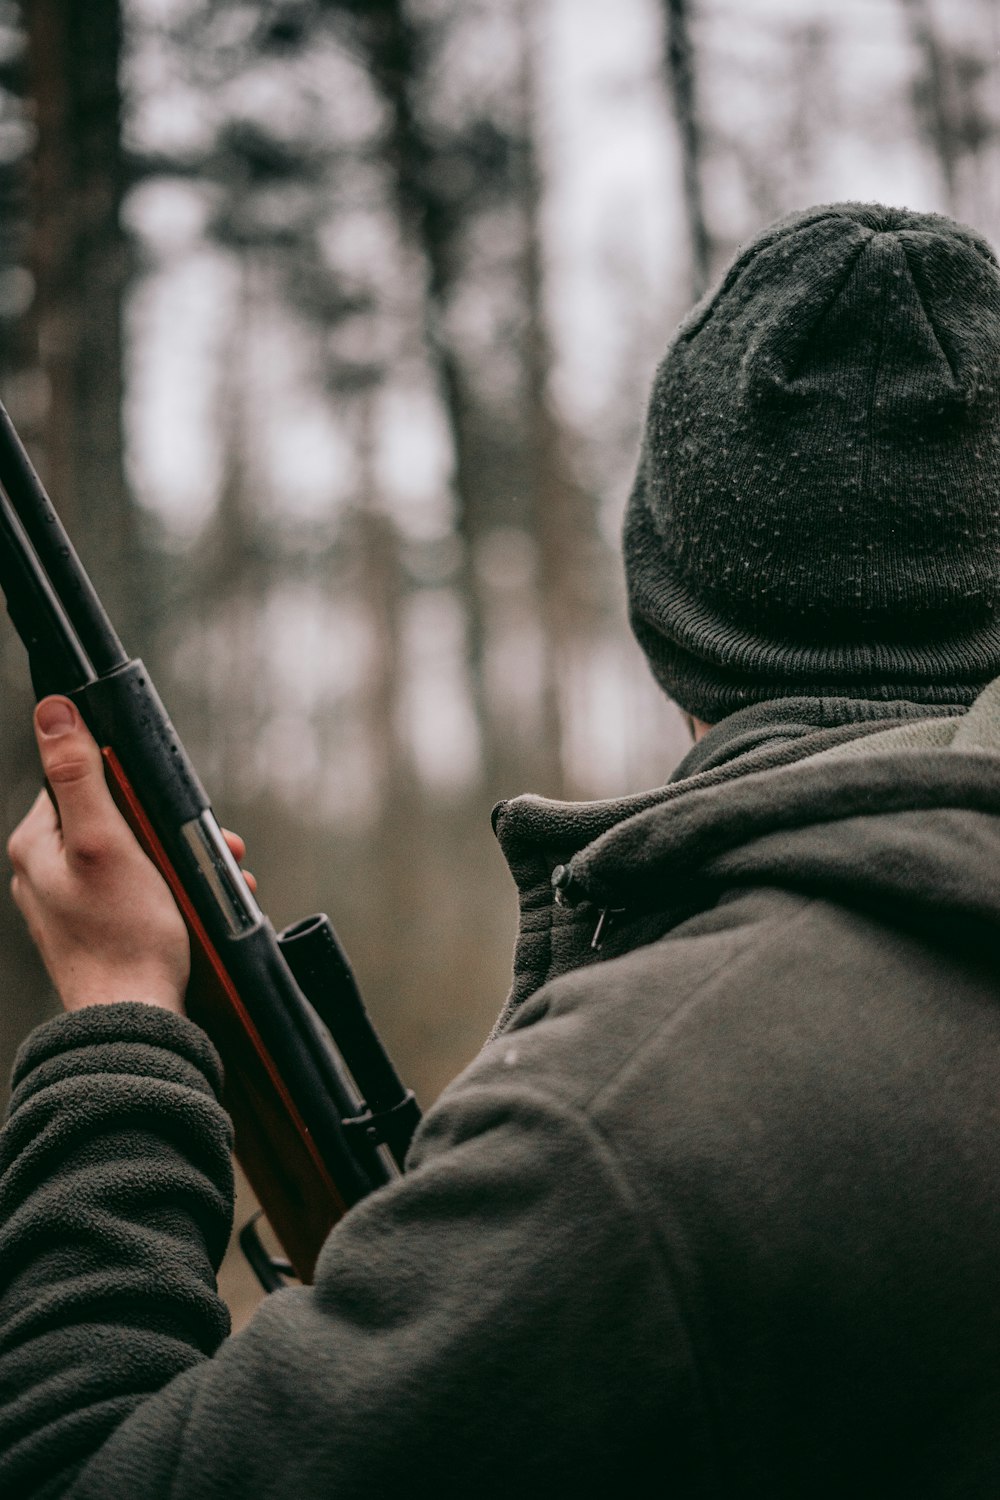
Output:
top-left (624, 202), bottom-right (1000, 722)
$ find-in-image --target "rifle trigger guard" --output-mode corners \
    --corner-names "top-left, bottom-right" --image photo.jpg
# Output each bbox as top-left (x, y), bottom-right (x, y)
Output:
top-left (341, 1090), bottom-right (421, 1159)
top-left (240, 1211), bottom-right (296, 1294)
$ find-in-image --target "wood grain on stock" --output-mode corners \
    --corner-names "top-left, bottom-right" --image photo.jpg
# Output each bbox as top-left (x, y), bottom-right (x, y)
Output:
top-left (101, 746), bottom-right (345, 1283)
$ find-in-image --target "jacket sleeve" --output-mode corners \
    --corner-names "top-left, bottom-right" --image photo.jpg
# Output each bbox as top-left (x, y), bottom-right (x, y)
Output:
top-left (0, 1004), bottom-right (711, 1500)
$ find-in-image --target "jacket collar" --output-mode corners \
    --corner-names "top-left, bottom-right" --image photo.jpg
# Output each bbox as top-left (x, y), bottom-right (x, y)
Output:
top-left (489, 695), bottom-right (968, 1037)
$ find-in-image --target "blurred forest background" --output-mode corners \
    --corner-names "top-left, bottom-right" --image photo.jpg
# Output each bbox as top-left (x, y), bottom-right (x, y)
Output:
top-left (0, 0), bottom-right (997, 1318)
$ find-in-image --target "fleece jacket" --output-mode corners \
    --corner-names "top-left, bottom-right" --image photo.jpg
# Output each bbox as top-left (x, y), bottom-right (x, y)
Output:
top-left (3, 685), bottom-right (1000, 1498)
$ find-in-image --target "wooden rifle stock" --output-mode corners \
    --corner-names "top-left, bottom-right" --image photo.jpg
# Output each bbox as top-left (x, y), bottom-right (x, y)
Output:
top-left (103, 747), bottom-right (347, 1281)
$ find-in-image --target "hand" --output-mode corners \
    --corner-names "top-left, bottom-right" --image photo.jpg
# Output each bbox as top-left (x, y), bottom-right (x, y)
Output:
top-left (8, 697), bottom-right (207, 1015)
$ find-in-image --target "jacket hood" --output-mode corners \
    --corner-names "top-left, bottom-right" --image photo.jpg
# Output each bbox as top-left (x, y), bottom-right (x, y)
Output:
top-left (490, 685), bottom-right (1000, 1034)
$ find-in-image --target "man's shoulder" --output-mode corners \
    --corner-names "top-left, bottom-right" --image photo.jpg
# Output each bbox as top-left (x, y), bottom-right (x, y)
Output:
top-left (463, 882), bottom-right (1000, 1233)
top-left (409, 882), bottom-right (1000, 1488)
top-left (480, 888), bottom-right (889, 1115)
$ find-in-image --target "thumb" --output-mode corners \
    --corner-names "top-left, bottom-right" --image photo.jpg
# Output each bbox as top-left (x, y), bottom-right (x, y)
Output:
top-left (34, 697), bottom-right (121, 863)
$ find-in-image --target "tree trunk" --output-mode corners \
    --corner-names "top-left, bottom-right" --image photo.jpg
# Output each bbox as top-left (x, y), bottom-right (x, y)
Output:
top-left (662, 0), bottom-right (712, 302)
top-left (352, 389), bottom-right (415, 817)
top-left (0, 1), bottom-right (134, 1105)
top-left (900, 0), bottom-right (963, 213)
top-left (0, 0), bottom-right (141, 1108)
top-left (515, 0), bottom-right (604, 799)
top-left (23, 0), bottom-right (141, 640)
top-left (337, 0), bottom-right (500, 792)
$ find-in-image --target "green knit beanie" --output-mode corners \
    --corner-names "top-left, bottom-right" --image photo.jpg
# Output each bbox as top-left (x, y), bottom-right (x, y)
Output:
top-left (624, 201), bottom-right (1000, 721)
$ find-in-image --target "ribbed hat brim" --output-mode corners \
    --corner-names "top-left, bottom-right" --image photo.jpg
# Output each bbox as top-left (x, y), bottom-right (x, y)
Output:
top-left (626, 488), bottom-right (1000, 720)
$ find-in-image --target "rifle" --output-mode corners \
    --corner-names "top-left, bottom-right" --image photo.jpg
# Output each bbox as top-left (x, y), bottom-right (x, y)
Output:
top-left (0, 398), bottom-right (420, 1288)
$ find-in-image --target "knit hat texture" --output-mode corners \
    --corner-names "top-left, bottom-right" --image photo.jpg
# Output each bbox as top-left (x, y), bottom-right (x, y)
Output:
top-left (624, 201), bottom-right (1000, 721)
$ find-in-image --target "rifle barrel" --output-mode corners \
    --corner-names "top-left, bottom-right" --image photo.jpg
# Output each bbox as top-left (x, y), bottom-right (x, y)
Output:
top-left (0, 481), bottom-right (94, 690)
top-left (0, 401), bottom-right (128, 675)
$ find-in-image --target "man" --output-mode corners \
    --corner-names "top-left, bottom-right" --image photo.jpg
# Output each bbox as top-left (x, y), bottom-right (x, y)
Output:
top-left (2, 200), bottom-right (1000, 1497)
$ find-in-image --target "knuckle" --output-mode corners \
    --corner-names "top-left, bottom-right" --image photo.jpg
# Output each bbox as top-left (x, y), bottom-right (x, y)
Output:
top-left (46, 757), bottom-right (93, 787)
top-left (71, 836), bottom-right (114, 871)
top-left (8, 874), bottom-right (32, 924)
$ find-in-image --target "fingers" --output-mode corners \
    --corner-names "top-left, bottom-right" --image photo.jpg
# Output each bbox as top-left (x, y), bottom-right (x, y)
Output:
top-left (22, 710), bottom-right (260, 905)
top-left (222, 828), bottom-right (256, 894)
top-left (8, 790), bottom-right (65, 955)
top-left (32, 697), bottom-right (126, 866)
top-left (7, 788), bottom-right (60, 884)
top-left (222, 828), bottom-right (246, 861)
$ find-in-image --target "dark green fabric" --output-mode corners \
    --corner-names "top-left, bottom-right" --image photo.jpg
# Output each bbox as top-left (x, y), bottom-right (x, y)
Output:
top-left (624, 202), bottom-right (1000, 719)
top-left (0, 1006), bottom-right (233, 1498)
top-left (5, 692), bottom-right (1000, 1496)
